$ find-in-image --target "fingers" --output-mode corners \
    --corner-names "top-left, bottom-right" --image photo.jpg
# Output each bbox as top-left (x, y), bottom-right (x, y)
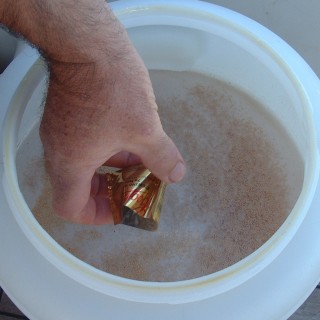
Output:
top-left (46, 161), bottom-right (113, 225)
top-left (132, 131), bottom-right (186, 184)
top-left (45, 138), bottom-right (184, 226)
top-left (43, 133), bottom-right (185, 225)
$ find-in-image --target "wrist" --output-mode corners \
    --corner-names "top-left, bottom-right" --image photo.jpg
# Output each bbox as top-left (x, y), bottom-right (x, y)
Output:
top-left (0, 0), bottom-right (127, 64)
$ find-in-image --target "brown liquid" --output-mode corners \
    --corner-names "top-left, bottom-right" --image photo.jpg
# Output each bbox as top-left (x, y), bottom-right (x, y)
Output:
top-left (17, 70), bottom-right (303, 282)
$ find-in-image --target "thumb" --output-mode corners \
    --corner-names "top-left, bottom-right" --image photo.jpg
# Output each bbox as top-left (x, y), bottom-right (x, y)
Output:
top-left (134, 132), bottom-right (186, 183)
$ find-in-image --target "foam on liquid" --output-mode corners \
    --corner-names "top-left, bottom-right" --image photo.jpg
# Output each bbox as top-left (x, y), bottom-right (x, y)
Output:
top-left (17, 70), bottom-right (303, 282)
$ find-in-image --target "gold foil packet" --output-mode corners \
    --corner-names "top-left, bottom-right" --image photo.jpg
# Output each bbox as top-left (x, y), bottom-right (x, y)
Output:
top-left (105, 164), bottom-right (166, 231)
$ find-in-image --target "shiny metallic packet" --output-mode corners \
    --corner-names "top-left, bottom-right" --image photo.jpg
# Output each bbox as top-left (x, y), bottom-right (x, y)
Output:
top-left (105, 164), bottom-right (166, 231)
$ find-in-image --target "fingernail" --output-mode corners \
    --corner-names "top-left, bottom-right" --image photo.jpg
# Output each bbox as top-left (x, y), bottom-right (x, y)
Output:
top-left (168, 161), bottom-right (186, 183)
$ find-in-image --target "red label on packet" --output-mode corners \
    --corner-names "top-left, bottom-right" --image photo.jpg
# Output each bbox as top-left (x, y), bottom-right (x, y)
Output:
top-left (105, 164), bottom-right (166, 231)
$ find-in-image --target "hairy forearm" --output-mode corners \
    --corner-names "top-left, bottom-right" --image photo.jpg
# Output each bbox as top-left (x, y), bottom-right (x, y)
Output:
top-left (0, 0), bottom-right (127, 63)
top-left (0, 0), bottom-right (138, 103)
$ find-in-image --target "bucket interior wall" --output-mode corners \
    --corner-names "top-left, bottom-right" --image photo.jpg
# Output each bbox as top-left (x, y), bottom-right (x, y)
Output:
top-left (129, 25), bottom-right (309, 159)
top-left (14, 22), bottom-right (307, 282)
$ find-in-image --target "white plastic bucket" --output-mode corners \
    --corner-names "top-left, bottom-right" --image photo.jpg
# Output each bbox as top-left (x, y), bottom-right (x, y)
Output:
top-left (1, 1), bottom-right (320, 319)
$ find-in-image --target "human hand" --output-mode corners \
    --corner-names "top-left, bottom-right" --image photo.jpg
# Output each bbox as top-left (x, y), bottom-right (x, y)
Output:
top-left (38, 3), bottom-right (186, 224)
top-left (0, 0), bottom-right (186, 224)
